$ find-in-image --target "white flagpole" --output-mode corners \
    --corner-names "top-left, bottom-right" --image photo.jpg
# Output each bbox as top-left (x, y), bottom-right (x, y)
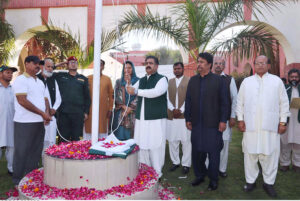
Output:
top-left (91, 0), bottom-right (103, 145)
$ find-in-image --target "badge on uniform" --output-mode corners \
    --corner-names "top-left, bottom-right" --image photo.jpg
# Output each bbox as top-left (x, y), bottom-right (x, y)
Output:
top-left (77, 78), bottom-right (84, 82)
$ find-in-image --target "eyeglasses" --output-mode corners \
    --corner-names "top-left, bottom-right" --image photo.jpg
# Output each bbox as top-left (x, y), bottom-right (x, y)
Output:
top-left (255, 62), bottom-right (268, 66)
top-left (69, 61), bottom-right (78, 64)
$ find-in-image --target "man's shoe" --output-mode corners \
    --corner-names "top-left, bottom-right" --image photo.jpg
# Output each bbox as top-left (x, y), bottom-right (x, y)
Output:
top-left (279, 165), bottom-right (289, 172)
top-left (207, 181), bottom-right (218, 191)
top-left (7, 170), bottom-right (13, 176)
top-left (169, 164), bottom-right (180, 172)
top-left (182, 166), bottom-right (190, 174)
top-left (243, 182), bottom-right (256, 192)
top-left (292, 165), bottom-right (300, 173)
top-left (263, 183), bottom-right (277, 198)
top-left (191, 178), bottom-right (205, 186)
top-left (219, 171), bottom-right (227, 178)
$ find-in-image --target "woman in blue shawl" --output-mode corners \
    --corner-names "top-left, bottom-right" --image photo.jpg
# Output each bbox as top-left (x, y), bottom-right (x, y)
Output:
top-left (112, 61), bottom-right (139, 140)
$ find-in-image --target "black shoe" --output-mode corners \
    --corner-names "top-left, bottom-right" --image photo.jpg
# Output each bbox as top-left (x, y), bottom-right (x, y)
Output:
top-left (7, 170), bottom-right (13, 176)
top-left (207, 181), bottom-right (218, 191)
top-left (169, 164), bottom-right (180, 172)
top-left (279, 165), bottom-right (289, 172)
top-left (191, 177), bottom-right (205, 186)
top-left (263, 183), bottom-right (277, 197)
top-left (182, 166), bottom-right (190, 174)
top-left (243, 182), bottom-right (256, 192)
top-left (219, 171), bottom-right (227, 178)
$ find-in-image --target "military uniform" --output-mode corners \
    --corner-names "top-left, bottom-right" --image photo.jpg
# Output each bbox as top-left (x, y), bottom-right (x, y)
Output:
top-left (54, 72), bottom-right (91, 141)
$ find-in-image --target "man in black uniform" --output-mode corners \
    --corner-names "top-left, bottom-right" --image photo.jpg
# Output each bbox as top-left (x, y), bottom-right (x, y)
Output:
top-left (55, 56), bottom-right (91, 141)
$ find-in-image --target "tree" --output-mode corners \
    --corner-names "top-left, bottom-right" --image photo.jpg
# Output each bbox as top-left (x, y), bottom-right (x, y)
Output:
top-left (29, 18), bottom-right (122, 68)
top-left (146, 47), bottom-right (182, 65)
top-left (118, 0), bottom-right (298, 75)
top-left (0, 0), bottom-right (15, 64)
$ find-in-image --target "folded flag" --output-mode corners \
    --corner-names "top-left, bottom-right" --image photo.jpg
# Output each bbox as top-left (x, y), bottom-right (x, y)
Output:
top-left (89, 133), bottom-right (136, 159)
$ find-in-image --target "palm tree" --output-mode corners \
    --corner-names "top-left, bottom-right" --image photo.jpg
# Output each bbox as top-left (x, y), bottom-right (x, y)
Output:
top-left (118, 0), bottom-right (298, 75)
top-left (0, 0), bottom-right (15, 65)
top-left (29, 18), bottom-right (122, 68)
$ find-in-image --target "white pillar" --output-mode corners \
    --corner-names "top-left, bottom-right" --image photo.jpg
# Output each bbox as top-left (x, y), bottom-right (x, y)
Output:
top-left (91, 0), bottom-right (103, 145)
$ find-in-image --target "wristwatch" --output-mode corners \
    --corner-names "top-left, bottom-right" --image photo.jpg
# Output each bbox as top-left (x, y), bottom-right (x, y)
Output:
top-left (279, 122), bottom-right (287, 126)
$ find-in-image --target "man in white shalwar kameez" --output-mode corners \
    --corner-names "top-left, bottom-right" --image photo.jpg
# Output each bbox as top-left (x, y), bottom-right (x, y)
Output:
top-left (37, 59), bottom-right (61, 150)
top-left (280, 69), bottom-right (300, 172)
top-left (167, 62), bottom-right (191, 174)
top-left (236, 55), bottom-right (290, 197)
top-left (211, 57), bottom-right (237, 177)
top-left (127, 56), bottom-right (168, 178)
top-left (0, 65), bottom-right (17, 175)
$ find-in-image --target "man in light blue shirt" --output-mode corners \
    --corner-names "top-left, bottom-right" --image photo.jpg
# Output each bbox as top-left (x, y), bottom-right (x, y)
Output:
top-left (0, 65), bottom-right (17, 176)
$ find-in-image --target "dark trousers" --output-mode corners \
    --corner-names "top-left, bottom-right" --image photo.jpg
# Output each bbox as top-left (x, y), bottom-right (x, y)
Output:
top-left (58, 112), bottom-right (84, 142)
top-left (192, 147), bottom-right (221, 182)
top-left (13, 122), bottom-right (45, 185)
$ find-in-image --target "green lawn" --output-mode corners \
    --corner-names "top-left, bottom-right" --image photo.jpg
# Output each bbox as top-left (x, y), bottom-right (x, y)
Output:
top-left (160, 128), bottom-right (300, 199)
top-left (1, 128), bottom-right (300, 199)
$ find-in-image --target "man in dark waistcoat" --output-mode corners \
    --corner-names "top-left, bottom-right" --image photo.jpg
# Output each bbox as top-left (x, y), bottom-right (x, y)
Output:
top-left (185, 52), bottom-right (229, 191)
top-left (126, 55), bottom-right (168, 178)
top-left (37, 58), bottom-right (62, 149)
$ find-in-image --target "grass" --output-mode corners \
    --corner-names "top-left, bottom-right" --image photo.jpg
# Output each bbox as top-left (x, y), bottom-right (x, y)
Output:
top-left (160, 128), bottom-right (300, 199)
top-left (0, 128), bottom-right (300, 199)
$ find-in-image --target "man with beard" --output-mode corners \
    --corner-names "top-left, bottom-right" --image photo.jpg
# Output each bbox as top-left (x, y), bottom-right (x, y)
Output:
top-left (185, 52), bottom-right (229, 191)
top-left (37, 58), bottom-right (61, 150)
top-left (0, 65), bottom-right (18, 176)
top-left (12, 55), bottom-right (51, 186)
top-left (280, 69), bottom-right (300, 172)
top-left (126, 55), bottom-right (168, 178)
top-left (55, 56), bottom-right (91, 142)
top-left (167, 62), bottom-right (191, 174)
top-left (211, 57), bottom-right (238, 178)
top-left (237, 55), bottom-right (289, 197)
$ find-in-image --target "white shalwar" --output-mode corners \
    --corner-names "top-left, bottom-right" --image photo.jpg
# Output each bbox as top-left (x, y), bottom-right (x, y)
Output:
top-left (206, 73), bottom-right (238, 172)
top-left (167, 76), bottom-right (191, 167)
top-left (43, 81), bottom-right (61, 150)
top-left (0, 82), bottom-right (15, 172)
top-left (236, 73), bottom-right (289, 185)
top-left (219, 72), bottom-right (238, 172)
top-left (280, 87), bottom-right (300, 167)
top-left (133, 76), bottom-right (168, 178)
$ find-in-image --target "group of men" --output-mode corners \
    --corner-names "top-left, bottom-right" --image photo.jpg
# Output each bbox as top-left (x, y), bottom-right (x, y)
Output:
top-left (0, 51), bottom-right (299, 198)
top-left (127, 53), bottom-right (298, 198)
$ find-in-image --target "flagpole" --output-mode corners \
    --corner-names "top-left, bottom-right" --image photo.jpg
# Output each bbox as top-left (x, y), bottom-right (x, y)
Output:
top-left (91, 0), bottom-right (103, 145)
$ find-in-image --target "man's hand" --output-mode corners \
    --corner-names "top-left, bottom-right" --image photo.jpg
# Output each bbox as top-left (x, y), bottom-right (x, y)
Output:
top-left (107, 111), bottom-right (112, 119)
top-left (126, 86), bottom-right (136, 95)
top-left (219, 122), bottom-right (226, 132)
top-left (42, 112), bottom-right (52, 125)
top-left (173, 109), bottom-right (182, 118)
top-left (186, 122), bottom-right (192, 130)
top-left (229, 118), bottom-right (236, 128)
top-left (84, 113), bottom-right (88, 121)
top-left (238, 121), bottom-right (246, 132)
top-left (50, 109), bottom-right (56, 116)
top-left (278, 123), bottom-right (287, 134)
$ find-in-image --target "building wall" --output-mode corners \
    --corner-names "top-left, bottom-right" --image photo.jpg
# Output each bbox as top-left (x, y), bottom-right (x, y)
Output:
top-left (3, 0), bottom-right (300, 76)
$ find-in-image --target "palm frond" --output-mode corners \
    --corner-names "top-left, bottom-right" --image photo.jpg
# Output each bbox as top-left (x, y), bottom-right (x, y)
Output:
top-left (29, 17), bottom-right (120, 67)
top-left (0, 18), bottom-right (15, 64)
top-left (211, 23), bottom-right (277, 63)
top-left (246, 0), bottom-right (299, 20)
top-left (118, 7), bottom-right (189, 50)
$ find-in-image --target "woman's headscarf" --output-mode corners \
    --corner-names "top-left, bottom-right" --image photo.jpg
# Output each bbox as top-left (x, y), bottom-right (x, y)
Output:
top-left (120, 60), bottom-right (139, 86)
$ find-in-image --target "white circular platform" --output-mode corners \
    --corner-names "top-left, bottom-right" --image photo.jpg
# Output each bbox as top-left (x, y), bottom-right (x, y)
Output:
top-left (44, 151), bottom-right (139, 190)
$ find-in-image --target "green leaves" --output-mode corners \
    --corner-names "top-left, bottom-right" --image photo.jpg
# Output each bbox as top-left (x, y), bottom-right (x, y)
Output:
top-left (0, 19), bottom-right (15, 64)
top-left (29, 18), bottom-right (121, 68)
